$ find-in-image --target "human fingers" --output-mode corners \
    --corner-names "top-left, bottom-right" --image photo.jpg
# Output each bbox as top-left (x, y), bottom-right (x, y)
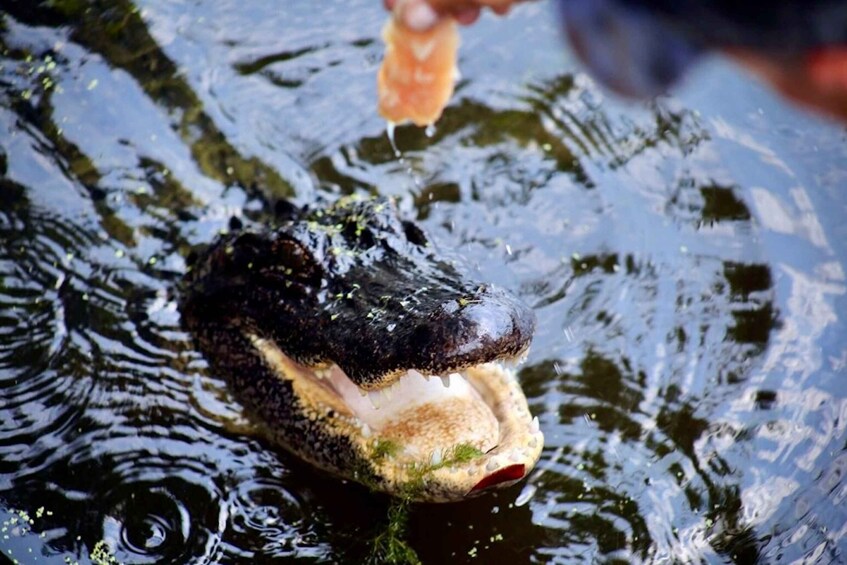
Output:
top-left (387, 0), bottom-right (491, 30)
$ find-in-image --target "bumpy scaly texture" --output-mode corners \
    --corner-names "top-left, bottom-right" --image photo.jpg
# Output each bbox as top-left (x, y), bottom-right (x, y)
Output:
top-left (184, 196), bottom-right (534, 390)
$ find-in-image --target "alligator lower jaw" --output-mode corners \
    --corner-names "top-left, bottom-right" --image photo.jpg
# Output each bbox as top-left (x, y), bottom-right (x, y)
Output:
top-left (248, 334), bottom-right (544, 502)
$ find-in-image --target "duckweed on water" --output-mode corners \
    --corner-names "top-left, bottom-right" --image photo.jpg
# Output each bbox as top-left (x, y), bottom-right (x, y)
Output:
top-left (89, 540), bottom-right (121, 565)
top-left (1, 506), bottom-right (122, 565)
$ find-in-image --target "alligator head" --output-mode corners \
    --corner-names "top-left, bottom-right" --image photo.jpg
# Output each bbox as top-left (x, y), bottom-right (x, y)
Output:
top-left (180, 195), bottom-right (543, 502)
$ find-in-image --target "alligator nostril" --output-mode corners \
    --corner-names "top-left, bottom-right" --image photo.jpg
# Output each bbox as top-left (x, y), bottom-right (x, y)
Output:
top-left (470, 464), bottom-right (526, 492)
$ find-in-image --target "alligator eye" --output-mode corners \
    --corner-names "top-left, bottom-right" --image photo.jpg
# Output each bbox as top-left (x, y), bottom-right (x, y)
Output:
top-left (402, 220), bottom-right (428, 247)
top-left (268, 236), bottom-right (320, 282)
top-left (274, 199), bottom-right (301, 221)
top-left (228, 216), bottom-right (244, 231)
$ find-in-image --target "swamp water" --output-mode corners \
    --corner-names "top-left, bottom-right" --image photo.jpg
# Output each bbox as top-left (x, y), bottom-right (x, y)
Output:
top-left (1, 1), bottom-right (846, 563)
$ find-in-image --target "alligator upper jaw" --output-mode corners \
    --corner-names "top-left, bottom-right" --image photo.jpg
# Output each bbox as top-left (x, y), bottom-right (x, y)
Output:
top-left (249, 334), bottom-right (544, 502)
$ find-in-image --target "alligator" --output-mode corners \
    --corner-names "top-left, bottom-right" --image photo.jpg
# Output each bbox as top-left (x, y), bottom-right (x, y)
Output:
top-left (180, 195), bottom-right (543, 502)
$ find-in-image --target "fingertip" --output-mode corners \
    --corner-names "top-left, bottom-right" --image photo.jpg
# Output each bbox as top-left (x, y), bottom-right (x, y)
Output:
top-left (454, 8), bottom-right (481, 26)
top-left (400, 0), bottom-right (440, 31)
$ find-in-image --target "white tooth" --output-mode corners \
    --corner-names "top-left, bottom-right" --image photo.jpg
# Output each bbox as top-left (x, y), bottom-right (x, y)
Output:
top-left (422, 373), bottom-right (431, 381)
top-left (440, 374), bottom-right (451, 388)
top-left (528, 437), bottom-right (538, 449)
top-left (530, 416), bottom-right (540, 433)
top-left (510, 451), bottom-right (523, 462)
top-left (368, 390), bottom-right (382, 410)
top-left (486, 458), bottom-right (499, 472)
top-left (430, 449), bottom-right (442, 466)
top-left (382, 387), bottom-right (393, 401)
top-left (358, 387), bottom-right (368, 397)
top-left (362, 424), bottom-right (372, 438)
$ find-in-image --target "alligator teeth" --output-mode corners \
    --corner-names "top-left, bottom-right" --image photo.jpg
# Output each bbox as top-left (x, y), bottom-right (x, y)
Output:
top-left (486, 458), bottom-right (500, 472)
top-left (408, 369), bottom-right (436, 381)
top-left (382, 386), bottom-right (393, 401)
top-left (368, 390), bottom-right (382, 410)
top-left (430, 449), bottom-right (443, 466)
top-left (439, 374), bottom-right (452, 388)
top-left (530, 416), bottom-right (540, 433)
top-left (501, 350), bottom-right (530, 368)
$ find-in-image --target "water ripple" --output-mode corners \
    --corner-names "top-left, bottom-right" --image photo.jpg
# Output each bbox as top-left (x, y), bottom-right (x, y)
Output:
top-left (1, 2), bottom-right (845, 563)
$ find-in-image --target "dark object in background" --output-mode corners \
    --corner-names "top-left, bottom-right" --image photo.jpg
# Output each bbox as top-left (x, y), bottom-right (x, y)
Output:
top-left (557, 0), bottom-right (847, 97)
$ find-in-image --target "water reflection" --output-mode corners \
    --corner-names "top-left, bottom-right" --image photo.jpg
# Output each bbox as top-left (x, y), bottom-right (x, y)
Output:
top-left (1, 1), bottom-right (845, 563)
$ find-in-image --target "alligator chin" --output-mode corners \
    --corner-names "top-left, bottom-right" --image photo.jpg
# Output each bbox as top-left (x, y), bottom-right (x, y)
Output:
top-left (250, 333), bottom-right (541, 501)
top-left (181, 196), bottom-right (543, 502)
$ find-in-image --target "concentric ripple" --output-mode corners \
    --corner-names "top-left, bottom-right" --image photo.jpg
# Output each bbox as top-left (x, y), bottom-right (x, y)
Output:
top-left (223, 473), bottom-right (332, 560)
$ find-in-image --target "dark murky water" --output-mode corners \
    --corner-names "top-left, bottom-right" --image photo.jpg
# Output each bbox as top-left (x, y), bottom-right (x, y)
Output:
top-left (1, 1), bottom-right (846, 563)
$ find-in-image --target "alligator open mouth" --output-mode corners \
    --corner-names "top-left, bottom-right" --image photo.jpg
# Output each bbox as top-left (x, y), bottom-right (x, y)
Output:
top-left (250, 334), bottom-right (542, 501)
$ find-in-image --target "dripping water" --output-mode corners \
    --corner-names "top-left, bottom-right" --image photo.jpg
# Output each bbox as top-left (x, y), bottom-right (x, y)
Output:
top-left (385, 120), bottom-right (423, 189)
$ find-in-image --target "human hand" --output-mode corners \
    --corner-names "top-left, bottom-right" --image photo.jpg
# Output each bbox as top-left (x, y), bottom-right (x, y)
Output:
top-left (383, 0), bottom-right (517, 31)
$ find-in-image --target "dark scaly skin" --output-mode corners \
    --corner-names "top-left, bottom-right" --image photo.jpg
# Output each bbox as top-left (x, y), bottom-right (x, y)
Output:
top-left (182, 196), bottom-right (534, 389)
top-left (183, 315), bottom-right (379, 485)
top-left (180, 195), bottom-right (537, 499)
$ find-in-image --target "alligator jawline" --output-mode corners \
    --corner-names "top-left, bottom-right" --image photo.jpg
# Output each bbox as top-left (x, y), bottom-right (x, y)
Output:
top-left (248, 332), bottom-right (542, 499)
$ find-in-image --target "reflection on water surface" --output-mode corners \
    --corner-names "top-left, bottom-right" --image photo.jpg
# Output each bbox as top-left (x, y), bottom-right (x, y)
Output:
top-left (1, 1), bottom-right (846, 563)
